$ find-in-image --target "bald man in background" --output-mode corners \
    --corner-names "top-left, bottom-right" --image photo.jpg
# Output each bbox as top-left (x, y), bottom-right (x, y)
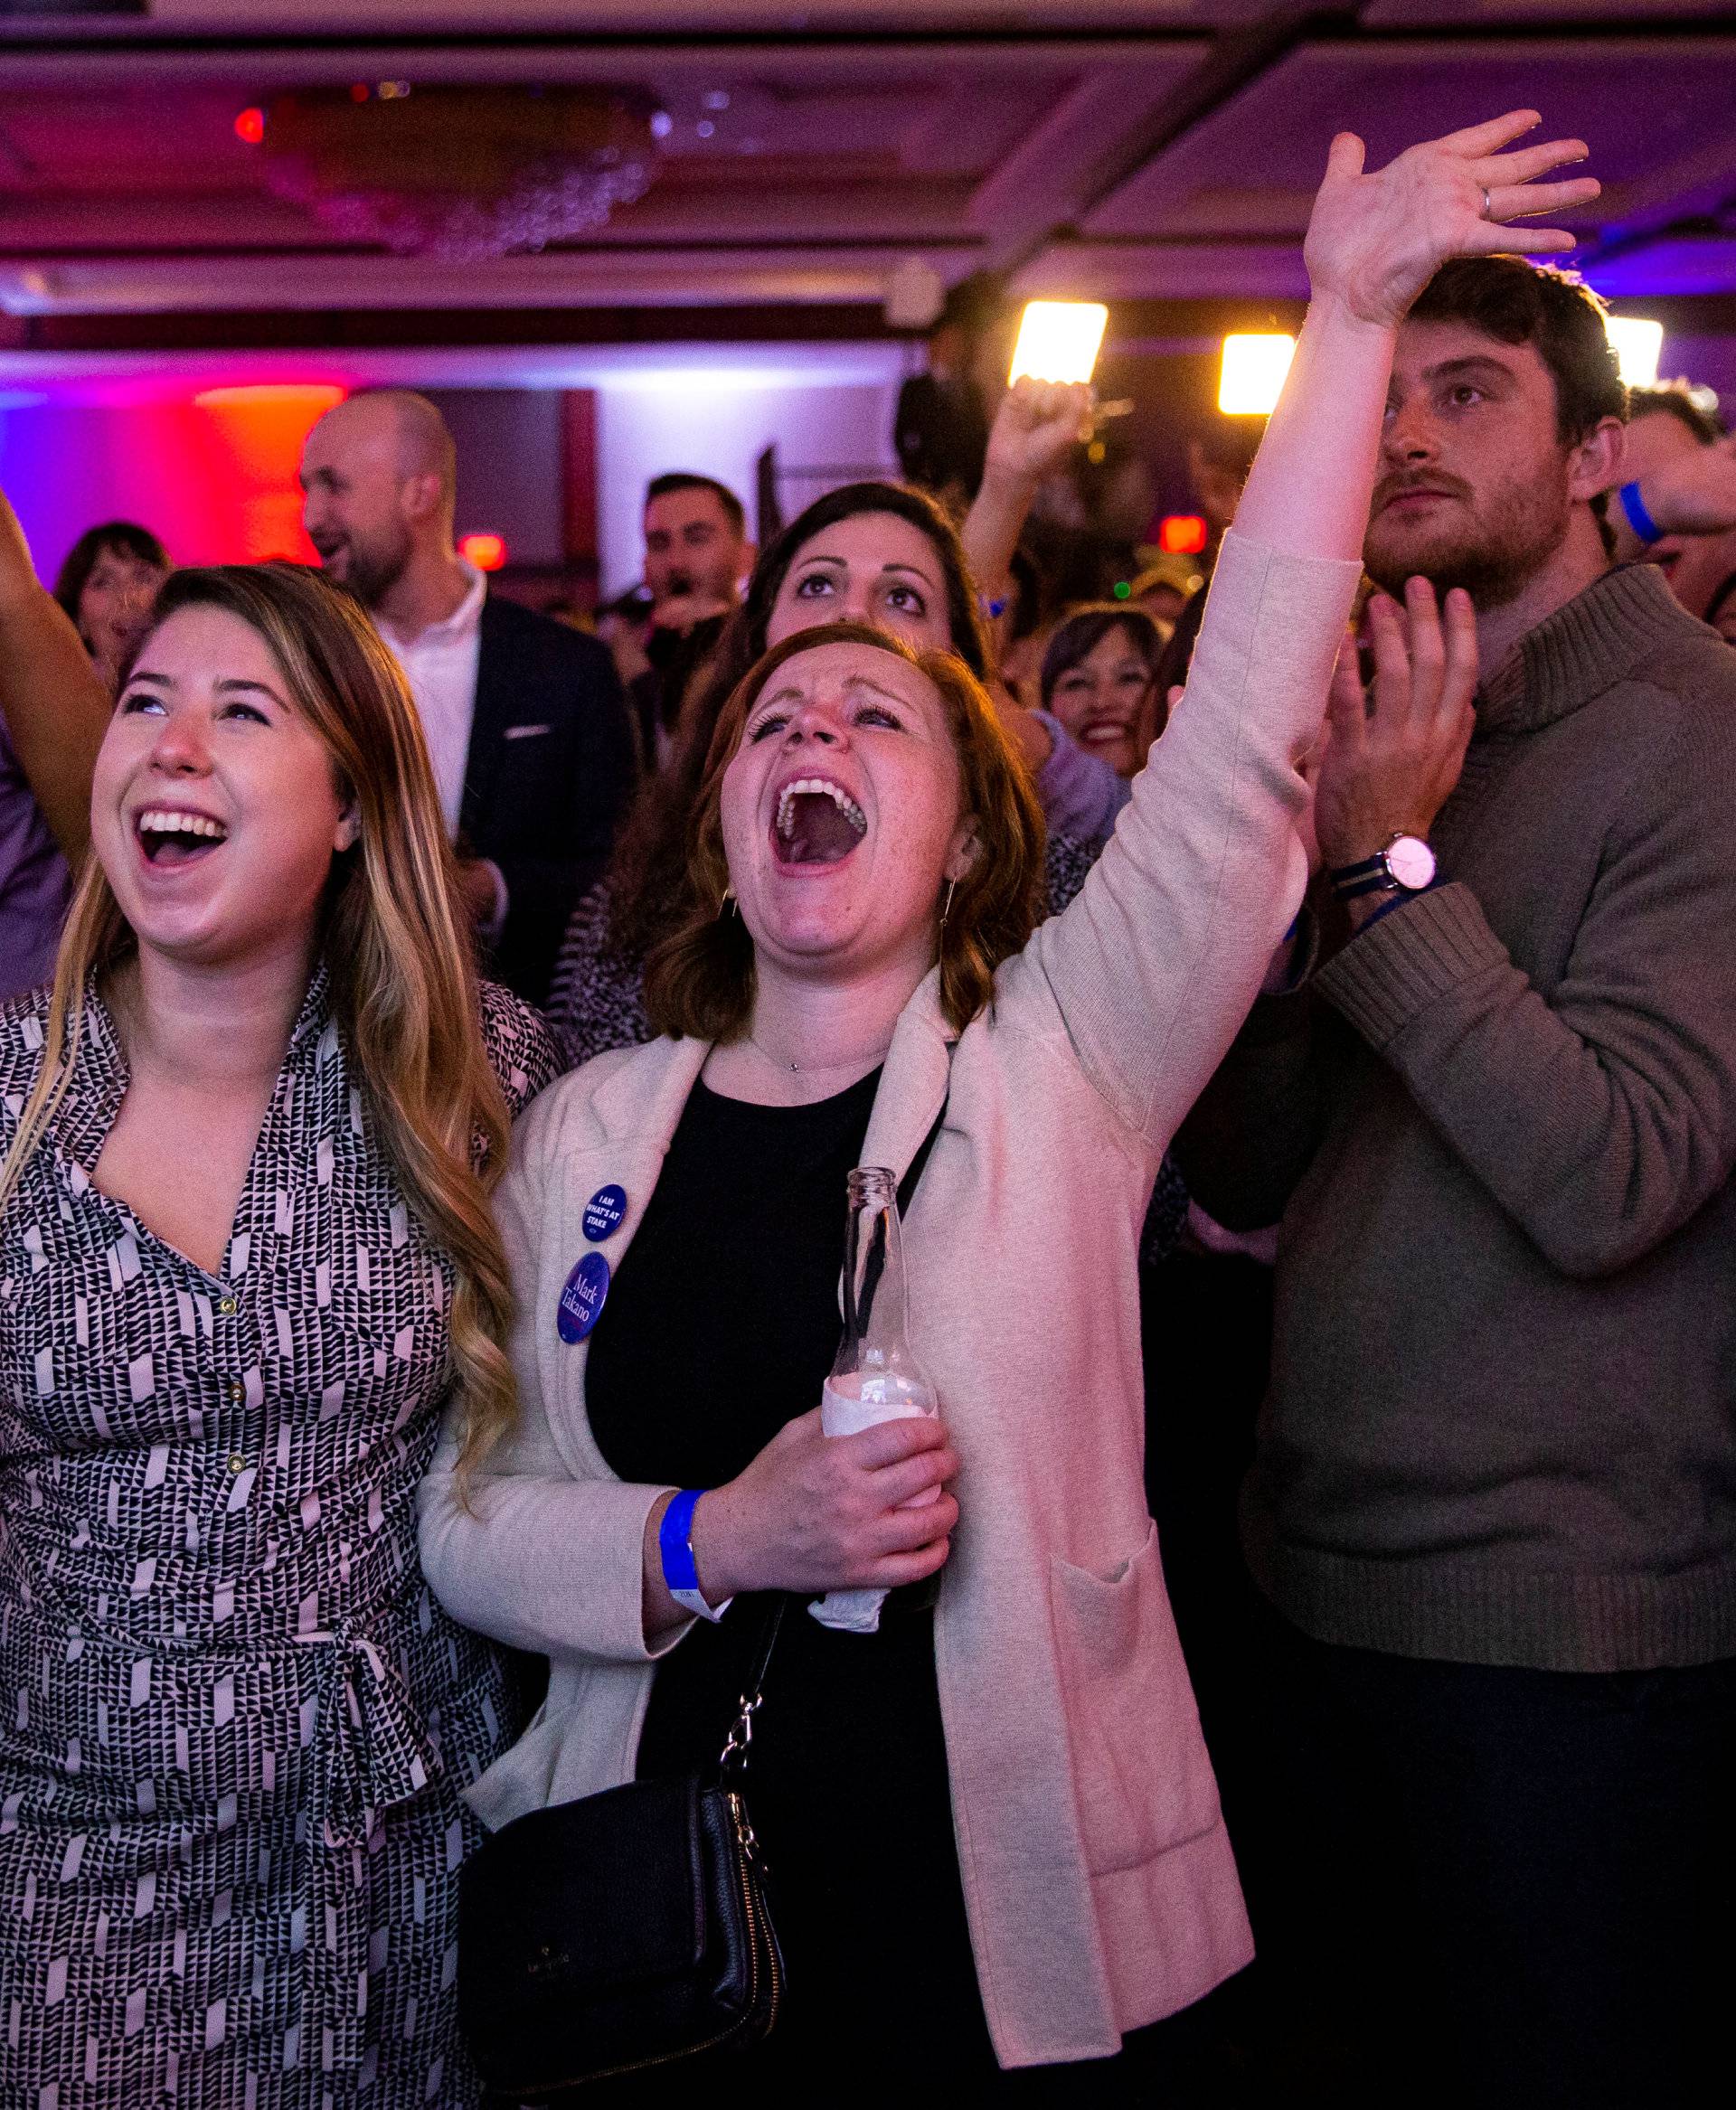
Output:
top-left (300, 391), bottom-right (635, 1003)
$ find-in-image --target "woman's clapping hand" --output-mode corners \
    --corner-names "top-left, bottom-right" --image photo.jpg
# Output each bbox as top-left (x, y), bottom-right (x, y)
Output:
top-left (1304, 111), bottom-right (1600, 332)
top-left (691, 1408), bottom-right (958, 1601)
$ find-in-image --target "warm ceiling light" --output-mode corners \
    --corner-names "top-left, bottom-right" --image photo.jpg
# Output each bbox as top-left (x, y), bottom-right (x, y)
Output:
top-left (1219, 334), bottom-right (1296, 416)
top-left (193, 384), bottom-right (345, 411)
top-left (1605, 315), bottom-right (1665, 389)
top-left (459, 532), bottom-right (509, 572)
top-left (1008, 301), bottom-right (1109, 387)
top-left (234, 108), bottom-right (266, 146)
top-left (1158, 514), bottom-right (1209, 556)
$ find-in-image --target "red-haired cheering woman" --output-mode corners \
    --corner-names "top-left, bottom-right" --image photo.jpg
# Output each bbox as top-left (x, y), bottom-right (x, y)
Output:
top-left (425, 118), bottom-right (1598, 2094)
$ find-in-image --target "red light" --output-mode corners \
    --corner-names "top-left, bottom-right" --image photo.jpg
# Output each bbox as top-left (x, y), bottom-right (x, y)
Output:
top-left (459, 533), bottom-right (508, 573)
top-left (1158, 514), bottom-right (1208, 555)
top-left (234, 108), bottom-right (266, 146)
top-left (350, 82), bottom-right (372, 103)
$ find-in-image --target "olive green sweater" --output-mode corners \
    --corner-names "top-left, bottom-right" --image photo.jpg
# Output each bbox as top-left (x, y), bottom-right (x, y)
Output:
top-left (1181, 564), bottom-right (1736, 1672)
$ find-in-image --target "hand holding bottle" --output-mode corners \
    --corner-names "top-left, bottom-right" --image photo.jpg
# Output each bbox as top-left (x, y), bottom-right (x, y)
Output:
top-left (689, 1409), bottom-right (957, 1602)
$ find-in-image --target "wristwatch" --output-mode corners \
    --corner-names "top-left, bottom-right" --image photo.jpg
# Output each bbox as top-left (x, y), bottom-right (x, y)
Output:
top-left (1328, 833), bottom-right (1437, 904)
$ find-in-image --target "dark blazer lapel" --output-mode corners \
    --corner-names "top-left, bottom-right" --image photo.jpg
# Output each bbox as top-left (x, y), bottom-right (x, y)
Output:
top-left (459, 595), bottom-right (517, 845)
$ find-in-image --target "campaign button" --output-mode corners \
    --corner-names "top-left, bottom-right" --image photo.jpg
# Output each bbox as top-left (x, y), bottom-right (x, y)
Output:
top-left (582, 1183), bottom-right (627, 1243)
top-left (556, 1252), bottom-right (611, 1344)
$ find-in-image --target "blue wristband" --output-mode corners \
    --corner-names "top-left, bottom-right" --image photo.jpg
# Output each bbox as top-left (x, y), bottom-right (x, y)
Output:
top-left (659, 1489), bottom-right (730, 1622)
top-left (1359, 889), bottom-right (1420, 933)
top-left (1618, 479), bottom-right (1664, 547)
top-left (659, 1488), bottom-right (703, 1591)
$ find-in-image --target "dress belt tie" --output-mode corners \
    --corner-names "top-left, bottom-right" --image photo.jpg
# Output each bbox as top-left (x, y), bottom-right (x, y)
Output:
top-left (289, 1618), bottom-right (446, 2075)
top-left (292, 1624), bottom-right (440, 1850)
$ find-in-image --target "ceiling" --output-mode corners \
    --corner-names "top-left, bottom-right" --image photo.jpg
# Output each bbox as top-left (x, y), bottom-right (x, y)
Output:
top-left (2, 1), bottom-right (1733, 348)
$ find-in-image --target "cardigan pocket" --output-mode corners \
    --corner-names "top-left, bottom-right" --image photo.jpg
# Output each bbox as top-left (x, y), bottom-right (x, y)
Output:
top-left (1050, 1521), bottom-right (1221, 1873)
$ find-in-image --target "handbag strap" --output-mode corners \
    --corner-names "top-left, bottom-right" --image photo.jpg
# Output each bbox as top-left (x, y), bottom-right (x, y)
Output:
top-left (716, 1596), bottom-right (786, 1780)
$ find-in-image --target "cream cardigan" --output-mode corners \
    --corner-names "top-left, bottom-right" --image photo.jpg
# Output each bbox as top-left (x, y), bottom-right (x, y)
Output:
top-left (419, 530), bottom-right (1361, 2068)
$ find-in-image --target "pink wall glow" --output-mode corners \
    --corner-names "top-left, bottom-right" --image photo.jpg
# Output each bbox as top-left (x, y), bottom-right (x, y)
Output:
top-left (0, 385), bottom-right (344, 583)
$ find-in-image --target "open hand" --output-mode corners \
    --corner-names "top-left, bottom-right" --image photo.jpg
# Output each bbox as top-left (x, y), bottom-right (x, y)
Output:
top-left (1314, 578), bottom-right (1477, 871)
top-left (984, 376), bottom-right (1095, 491)
top-left (1304, 111), bottom-right (1600, 331)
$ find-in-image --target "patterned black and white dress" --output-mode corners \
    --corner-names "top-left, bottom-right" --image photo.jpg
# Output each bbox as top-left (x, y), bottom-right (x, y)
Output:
top-left (0, 966), bottom-right (559, 2107)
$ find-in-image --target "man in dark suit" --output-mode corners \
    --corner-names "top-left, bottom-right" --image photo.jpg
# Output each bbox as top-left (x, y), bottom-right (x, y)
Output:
top-left (300, 390), bottom-right (635, 1004)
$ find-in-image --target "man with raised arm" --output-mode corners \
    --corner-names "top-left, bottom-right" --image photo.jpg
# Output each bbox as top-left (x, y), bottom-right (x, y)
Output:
top-left (1180, 221), bottom-right (1736, 2106)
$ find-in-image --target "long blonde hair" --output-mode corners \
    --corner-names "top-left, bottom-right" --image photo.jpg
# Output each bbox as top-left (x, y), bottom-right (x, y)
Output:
top-left (0, 562), bottom-right (519, 1469)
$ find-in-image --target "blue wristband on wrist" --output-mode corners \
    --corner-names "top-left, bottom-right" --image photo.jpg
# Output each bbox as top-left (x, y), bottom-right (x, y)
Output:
top-left (1618, 479), bottom-right (1664, 547)
top-left (659, 1489), bottom-right (730, 1622)
top-left (1358, 885), bottom-right (1430, 933)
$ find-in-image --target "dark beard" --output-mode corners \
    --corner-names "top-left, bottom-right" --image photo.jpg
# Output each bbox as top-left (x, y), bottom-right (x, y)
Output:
top-left (340, 529), bottom-right (413, 611)
top-left (1366, 533), bottom-right (1545, 608)
top-left (1364, 476), bottom-right (1572, 611)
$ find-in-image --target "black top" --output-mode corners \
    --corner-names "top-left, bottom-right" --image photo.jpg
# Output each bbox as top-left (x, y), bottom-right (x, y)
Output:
top-left (585, 1073), bottom-right (985, 2069)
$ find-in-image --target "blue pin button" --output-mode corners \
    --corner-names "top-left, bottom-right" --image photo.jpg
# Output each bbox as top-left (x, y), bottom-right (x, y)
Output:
top-left (556, 1252), bottom-right (611, 1344)
top-left (582, 1183), bottom-right (627, 1243)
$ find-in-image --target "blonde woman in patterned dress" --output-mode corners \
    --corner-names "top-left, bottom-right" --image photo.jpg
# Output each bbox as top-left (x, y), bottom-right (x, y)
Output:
top-left (0, 562), bottom-right (557, 2105)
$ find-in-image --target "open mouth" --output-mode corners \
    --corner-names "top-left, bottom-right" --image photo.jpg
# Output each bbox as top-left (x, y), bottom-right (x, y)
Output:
top-left (135, 807), bottom-right (230, 869)
top-left (771, 777), bottom-right (867, 868)
top-left (1079, 719), bottom-right (1134, 749)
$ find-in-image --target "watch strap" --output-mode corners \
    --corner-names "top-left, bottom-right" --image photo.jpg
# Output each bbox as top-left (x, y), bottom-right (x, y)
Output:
top-left (1333, 868), bottom-right (1400, 901)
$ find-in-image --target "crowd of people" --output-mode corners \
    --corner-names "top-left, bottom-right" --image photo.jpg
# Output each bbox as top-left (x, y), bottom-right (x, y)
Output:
top-left (0, 108), bottom-right (1734, 2109)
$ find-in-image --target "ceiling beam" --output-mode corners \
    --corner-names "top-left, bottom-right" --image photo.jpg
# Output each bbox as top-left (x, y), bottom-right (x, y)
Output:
top-left (991, 3), bottom-right (1362, 278)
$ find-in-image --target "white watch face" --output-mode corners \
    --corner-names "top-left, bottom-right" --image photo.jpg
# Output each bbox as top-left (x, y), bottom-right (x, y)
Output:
top-left (1385, 835), bottom-right (1437, 890)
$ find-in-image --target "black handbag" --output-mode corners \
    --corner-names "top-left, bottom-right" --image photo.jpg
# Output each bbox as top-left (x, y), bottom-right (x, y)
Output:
top-left (458, 1601), bottom-right (786, 2100)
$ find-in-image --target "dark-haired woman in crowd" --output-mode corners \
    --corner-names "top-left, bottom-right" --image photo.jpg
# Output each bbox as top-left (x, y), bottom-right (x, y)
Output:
top-left (1039, 602), bottom-right (1170, 781)
top-left (0, 560), bottom-right (558, 2104)
top-left (53, 518), bottom-right (172, 695)
top-left (421, 112), bottom-right (1592, 2095)
top-left (547, 477), bottom-right (1101, 1069)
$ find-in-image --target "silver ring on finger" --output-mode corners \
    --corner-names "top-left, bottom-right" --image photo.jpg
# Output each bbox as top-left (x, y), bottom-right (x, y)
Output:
top-left (1480, 185), bottom-right (1493, 220)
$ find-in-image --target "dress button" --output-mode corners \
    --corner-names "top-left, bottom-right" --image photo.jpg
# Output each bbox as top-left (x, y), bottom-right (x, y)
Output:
top-left (228, 1382), bottom-right (244, 1404)
top-left (218, 1295), bottom-right (238, 1316)
top-left (227, 1454), bottom-right (247, 1475)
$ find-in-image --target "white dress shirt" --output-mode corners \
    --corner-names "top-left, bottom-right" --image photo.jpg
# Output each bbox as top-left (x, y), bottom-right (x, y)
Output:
top-left (376, 561), bottom-right (487, 843)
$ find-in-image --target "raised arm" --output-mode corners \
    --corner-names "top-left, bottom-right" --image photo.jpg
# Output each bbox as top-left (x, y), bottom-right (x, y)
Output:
top-left (1014, 113), bottom-right (1599, 1147)
top-left (961, 377), bottom-right (1092, 609)
top-left (962, 378), bottom-right (1135, 828)
top-left (0, 486), bottom-right (112, 864)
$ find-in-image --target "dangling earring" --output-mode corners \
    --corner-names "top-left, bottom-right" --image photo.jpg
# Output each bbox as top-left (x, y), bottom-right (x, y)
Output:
top-left (718, 888), bottom-right (738, 920)
top-left (939, 879), bottom-right (957, 926)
